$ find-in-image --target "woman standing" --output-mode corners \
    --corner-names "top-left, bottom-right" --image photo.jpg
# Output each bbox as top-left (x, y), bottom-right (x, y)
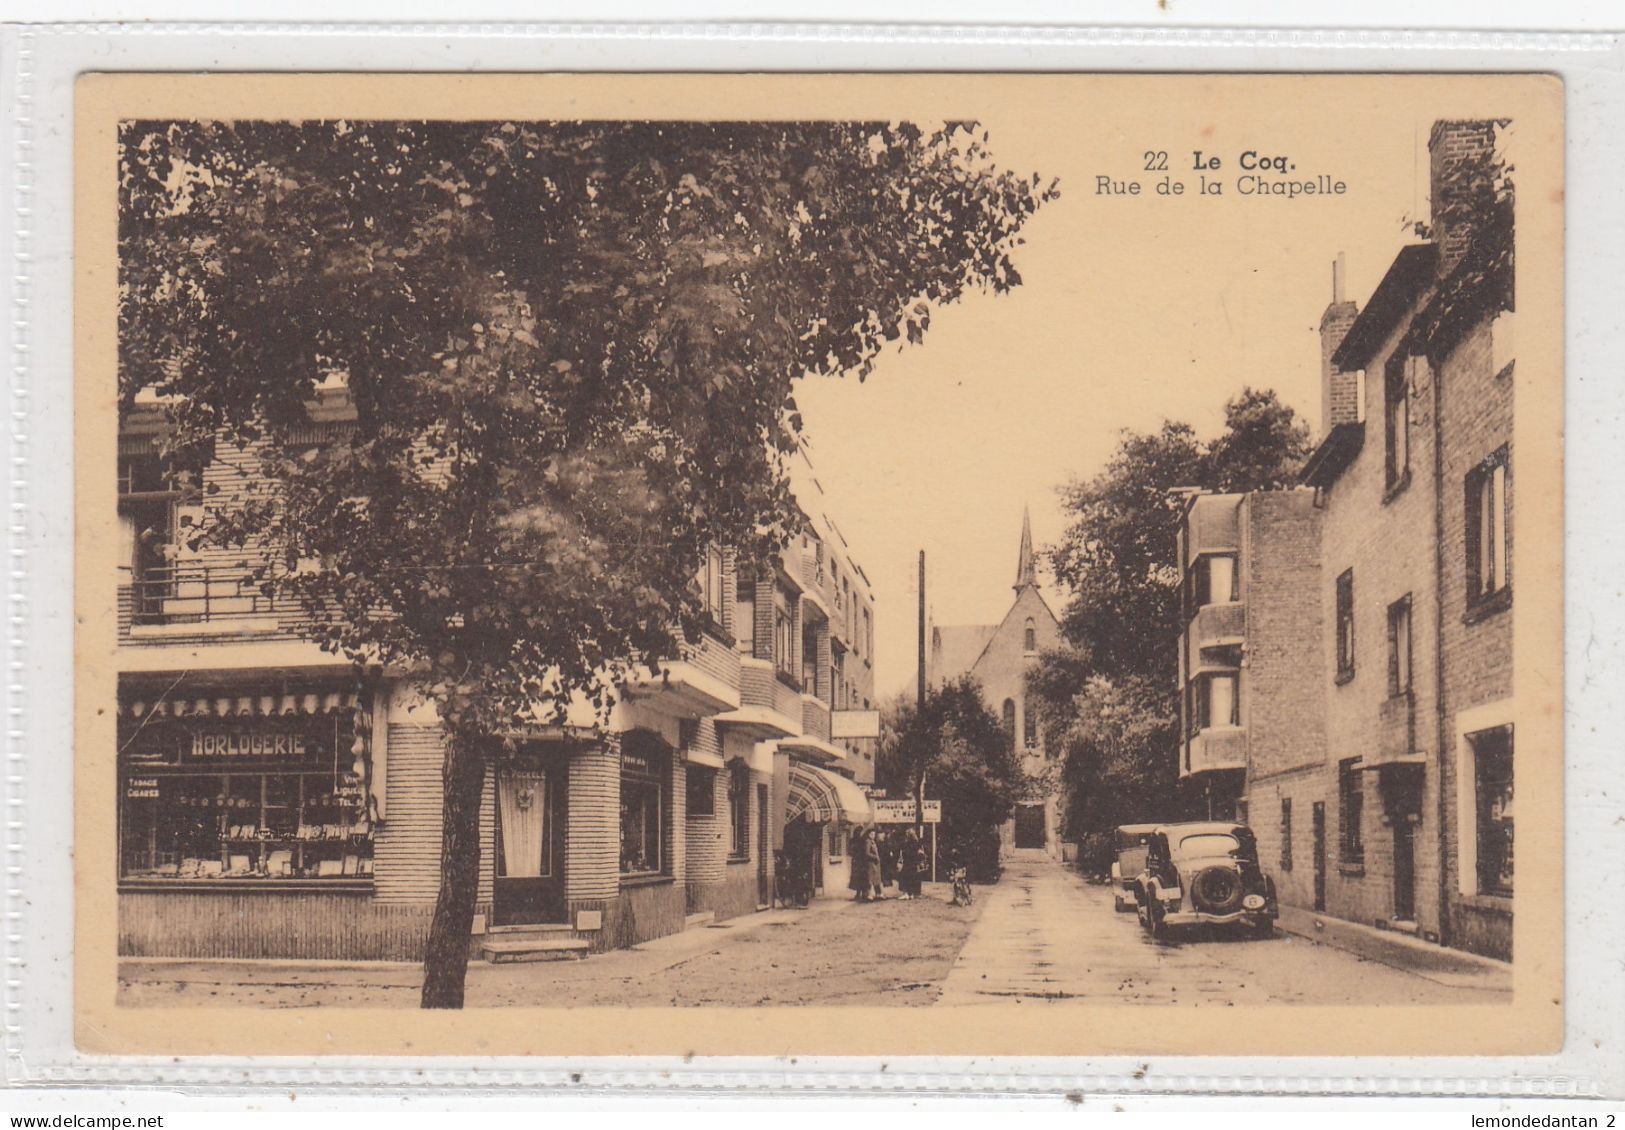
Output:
top-left (848, 828), bottom-right (871, 901)
top-left (864, 826), bottom-right (883, 901)
top-left (899, 828), bottom-right (926, 900)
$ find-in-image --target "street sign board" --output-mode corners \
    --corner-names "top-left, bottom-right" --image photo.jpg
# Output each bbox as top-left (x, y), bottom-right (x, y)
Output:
top-left (831, 709), bottom-right (881, 739)
top-left (870, 798), bottom-right (941, 824)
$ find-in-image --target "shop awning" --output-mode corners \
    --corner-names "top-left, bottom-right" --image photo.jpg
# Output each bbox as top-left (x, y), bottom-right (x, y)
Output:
top-left (786, 762), bottom-right (873, 826)
top-left (120, 690), bottom-right (360, 720)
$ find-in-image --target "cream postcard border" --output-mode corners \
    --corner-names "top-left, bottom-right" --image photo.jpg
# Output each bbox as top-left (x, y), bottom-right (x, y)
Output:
top-left (72, 71), bottom-right (1564, 1059)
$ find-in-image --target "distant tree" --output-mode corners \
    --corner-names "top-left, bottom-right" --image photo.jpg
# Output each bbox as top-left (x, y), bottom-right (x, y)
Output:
top-left (877, 677), bottom-right (1021, 876)
top-left (119, 120), bottom-right (1056, 1007)
top-left (1031, 388), bottom-right (1311, 852)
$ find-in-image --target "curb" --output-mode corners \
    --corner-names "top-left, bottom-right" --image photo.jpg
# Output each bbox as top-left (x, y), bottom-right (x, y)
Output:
top-left (1275, 906), bottom-right (1511, 991)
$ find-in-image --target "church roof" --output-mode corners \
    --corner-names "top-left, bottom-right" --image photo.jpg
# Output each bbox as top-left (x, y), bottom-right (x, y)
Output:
top-left (930, 624), bottom-right (998, 684)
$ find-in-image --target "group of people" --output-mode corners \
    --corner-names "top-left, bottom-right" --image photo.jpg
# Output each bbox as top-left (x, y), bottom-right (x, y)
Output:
top-left (848, 825), bottom-right (929, 902)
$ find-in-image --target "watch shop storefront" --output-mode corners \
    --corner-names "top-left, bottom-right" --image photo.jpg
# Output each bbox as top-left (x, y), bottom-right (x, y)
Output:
top-left (116, 674), bottom-right (772, 961)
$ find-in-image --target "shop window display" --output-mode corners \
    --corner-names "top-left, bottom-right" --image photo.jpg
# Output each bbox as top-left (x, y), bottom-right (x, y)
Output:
top-left (118, 711), bottom-right (373, 883)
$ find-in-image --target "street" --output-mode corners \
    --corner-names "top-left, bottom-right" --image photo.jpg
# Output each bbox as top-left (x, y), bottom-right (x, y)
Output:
top-left (118, 852), bottom-right (1509, 1009)
top-left (938, 850), bottom-right (1509, 1006)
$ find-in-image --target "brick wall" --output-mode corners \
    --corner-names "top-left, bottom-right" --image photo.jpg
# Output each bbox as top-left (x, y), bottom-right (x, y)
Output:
top-left (1242, 490), bottom-right (1325, 782)
top-left (684, 759), bottom-right (727, 888)
top-left (566, 734), bottom-right (620, 903)
top-left (1317, 307), bottom-right (1445, 936)
top-left (1435, 313), bottom-right (1515, 960)
top-left (375, 724), bottom-right (445, 904)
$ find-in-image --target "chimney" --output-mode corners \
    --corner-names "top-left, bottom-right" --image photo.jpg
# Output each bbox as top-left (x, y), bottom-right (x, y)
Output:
top-left (1319, 252), bottom-right (1360, 436)
top-left (1429, 119), bottom-right (1499, 277)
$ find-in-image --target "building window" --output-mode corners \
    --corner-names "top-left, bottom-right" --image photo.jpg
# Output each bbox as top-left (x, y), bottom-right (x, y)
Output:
top-left (1193, 554), bottom-right (1239, 608)
top-left (734, 577), bottom-right (756, 655)
top-left (773, 588), bottom-right (796, 683)
top-left (863, 607), bottom-right (873, 660)
top-left (1335, 568), bottom-right (1356, 682)
top-left (1002, 699), bottom-right (1016, 752)
top-left (1023, 700), bottom-right (1038, 749)
top-left (1387, 595), bottom-right (1413, 696)
top-left (801, 617), bottom-right (820, 690)
top-left (728, 764), bottom-right (749, 861)
top-left (1279, 797), bottom-right (1294, 871)
top-left (1190, 672), bottom-right (1240, 736)
top-left (1472, 726), bottom-right (1514, 897)
top-left (833, 650), bottom-right (846, 709)
top-left (828, 821), bottom-right (845, 861)
top-left (1384, 354), bottom-right (1412, 493)
top-left (1338, 758), bottom-right (1365, 865)
top-left (619, 735), bottom-right (670, 877)
top-left (1023, 618), bottom-right (1037, 653)
top-left (118, 718), bottom-right (373, 883)
top-left (695, 545), bottom-right (726, 632)
top-left (1466, 446), bottom-right (1511, 612)
top-left (686, 765), bottom-right (715, 817)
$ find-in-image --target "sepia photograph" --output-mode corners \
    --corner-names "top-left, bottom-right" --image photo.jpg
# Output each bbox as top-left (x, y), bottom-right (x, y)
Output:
top-left (72, 73), bottom-right (1564, 1056)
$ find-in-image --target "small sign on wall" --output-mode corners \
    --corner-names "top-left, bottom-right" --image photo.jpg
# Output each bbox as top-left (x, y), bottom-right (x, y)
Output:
top-left (575, 909), bottom-right (603, 932)
top-left (831, 710), bottom-right (880, 739)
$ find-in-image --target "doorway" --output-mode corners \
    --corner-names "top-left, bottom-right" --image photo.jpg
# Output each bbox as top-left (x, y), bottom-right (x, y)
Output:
top-left (1393, 818), bottom-right (1417, 922)
top-left (756, 783), bottom-right (771, 907)
top-left (493, 759), bottom-right (566, 926)
top-left (1311, 801), bottom-right (1327, 912)
top-left (1014, 803), bottom-right (1046, 849)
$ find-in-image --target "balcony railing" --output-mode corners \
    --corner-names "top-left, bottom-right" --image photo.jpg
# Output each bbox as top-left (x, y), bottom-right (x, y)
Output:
top-left (128, 565), bottom-right (275, 627)
top-left (1183, 727), bottom-right (1248, 778)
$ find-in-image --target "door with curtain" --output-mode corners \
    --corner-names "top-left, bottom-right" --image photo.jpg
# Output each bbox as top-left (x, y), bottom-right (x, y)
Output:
top-left (493, 763), bottom-right (566, 925)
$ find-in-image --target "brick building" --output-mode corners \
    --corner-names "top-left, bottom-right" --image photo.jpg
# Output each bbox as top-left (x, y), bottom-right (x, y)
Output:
top-left (1175, 489), bottom-right (1325, 848)
top-left (926, 509), bottom-right (1066, 855)
top-left (1216, 118), bottom-right (1515, 960)
top-left (115, 404), bottom-right (877, 963)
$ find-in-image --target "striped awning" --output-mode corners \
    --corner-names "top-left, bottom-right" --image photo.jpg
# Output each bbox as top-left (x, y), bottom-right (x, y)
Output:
top-left (119, 690), bottom-right (359, 720)
top-left (785, 762), bottom-right (873, 825)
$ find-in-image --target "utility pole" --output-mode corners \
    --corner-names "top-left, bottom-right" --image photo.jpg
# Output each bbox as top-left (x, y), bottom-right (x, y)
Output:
top-left (915, 550), bottom-right (926, 833)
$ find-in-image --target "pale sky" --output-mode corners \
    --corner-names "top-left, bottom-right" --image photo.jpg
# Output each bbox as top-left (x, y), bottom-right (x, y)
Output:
top-left (791, 82), bottom-right (1461, 697)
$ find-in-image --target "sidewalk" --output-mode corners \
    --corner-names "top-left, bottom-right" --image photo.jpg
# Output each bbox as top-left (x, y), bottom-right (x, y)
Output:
top-left (118, 891), bottom-right (938, 1008)
top-left (1274, 904), bottom-right (1512, 992)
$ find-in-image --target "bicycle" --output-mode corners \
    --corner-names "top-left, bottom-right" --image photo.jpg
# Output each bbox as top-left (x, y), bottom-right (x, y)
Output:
top-left (950, 865), bottom-right (974, 907)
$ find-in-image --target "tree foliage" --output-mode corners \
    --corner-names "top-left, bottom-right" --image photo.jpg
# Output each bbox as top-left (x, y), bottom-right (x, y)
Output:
top-left (119, 119), bottom-right (1055, 1005)
top-left (877, 677), bottom-right (1022, 874)
top-left (121, 119), bottom-right (1056, 730)
top-left (1030, 388), bottom-right (1311, 865)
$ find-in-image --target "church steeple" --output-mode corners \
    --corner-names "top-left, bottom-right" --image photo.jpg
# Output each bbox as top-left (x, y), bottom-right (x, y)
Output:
top-left (1014, 506), bottom-right (1037, 592)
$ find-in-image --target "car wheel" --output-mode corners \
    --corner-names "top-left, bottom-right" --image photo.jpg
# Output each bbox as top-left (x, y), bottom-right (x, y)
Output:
top-left (1252, 916), bottom-right (1276, 939)
top-left (1147, 900), bottom-right (1168, 940)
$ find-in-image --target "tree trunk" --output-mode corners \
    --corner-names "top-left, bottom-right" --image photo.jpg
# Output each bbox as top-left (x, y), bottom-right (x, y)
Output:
top-left (420, 726), bottom-right (493, 1009)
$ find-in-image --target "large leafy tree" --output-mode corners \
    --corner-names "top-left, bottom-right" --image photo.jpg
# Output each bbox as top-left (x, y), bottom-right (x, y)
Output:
top-left (877, 677), bottom-right (1023, 878)
top-left (1030, 389), bottom-right (1310, 869)
top-left (119, 120), bottom-right (1055, 1006)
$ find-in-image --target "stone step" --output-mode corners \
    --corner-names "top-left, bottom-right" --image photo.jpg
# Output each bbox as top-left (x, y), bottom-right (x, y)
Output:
top-left (482, 937), bottom-right (590, 964)
top-left (486, 922), bottom-right (574, 937)
top-left (684, 911), bottom-right (715, 930)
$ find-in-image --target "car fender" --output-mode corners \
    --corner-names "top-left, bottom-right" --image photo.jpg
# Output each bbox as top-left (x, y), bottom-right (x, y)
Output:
top-left (1149, 877), bottom-right (1181, 903)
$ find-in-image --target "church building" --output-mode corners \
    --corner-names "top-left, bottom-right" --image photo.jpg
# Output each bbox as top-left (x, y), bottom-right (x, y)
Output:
top-left (926, 510), bottom-right (1066, 856)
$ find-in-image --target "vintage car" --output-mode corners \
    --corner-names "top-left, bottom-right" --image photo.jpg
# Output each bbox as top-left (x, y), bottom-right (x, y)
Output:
top-left (1109, 823), bottom-right (1161, 913)
top-left (1133, 822), bottom-right (1278, 938)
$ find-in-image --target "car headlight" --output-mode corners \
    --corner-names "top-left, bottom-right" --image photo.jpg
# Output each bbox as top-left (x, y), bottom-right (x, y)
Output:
top-left (1242, 894), bottom-right (1266, 910)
